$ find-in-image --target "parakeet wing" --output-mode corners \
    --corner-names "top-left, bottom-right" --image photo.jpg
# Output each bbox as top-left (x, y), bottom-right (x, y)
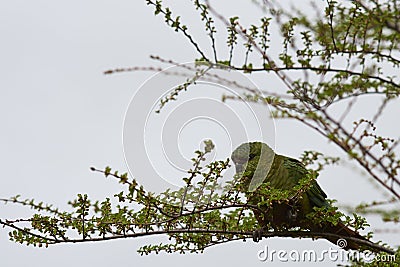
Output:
top-left (306, 181), bottom-right (329, 208)
top-left (284, 157), bottom-right (329, 207)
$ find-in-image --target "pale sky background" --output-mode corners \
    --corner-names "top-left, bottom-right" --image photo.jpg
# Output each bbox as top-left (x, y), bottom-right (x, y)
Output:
top-left (1, 1), bottom-right (399, 266)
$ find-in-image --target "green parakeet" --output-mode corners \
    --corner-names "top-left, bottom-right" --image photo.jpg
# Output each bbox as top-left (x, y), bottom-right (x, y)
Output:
top-left (231, 142), bottom-right (366, 250)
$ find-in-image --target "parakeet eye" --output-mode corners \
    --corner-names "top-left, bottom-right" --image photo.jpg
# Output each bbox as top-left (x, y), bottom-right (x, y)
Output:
top-left (233, 157), bottom-right (247, 164)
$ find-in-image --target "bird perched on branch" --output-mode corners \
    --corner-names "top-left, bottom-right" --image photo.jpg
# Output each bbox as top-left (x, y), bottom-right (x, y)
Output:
top-left (231, 142), bottom-right (367, 250)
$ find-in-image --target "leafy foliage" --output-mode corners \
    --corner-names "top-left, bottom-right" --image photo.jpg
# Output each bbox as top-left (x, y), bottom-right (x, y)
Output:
top-left (1, 141), bottom-right (393, 255)
top-left (139, 0), bottom-right (400, 200)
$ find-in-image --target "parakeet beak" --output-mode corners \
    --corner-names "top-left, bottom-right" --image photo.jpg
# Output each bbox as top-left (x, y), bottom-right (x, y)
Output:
top-left (234, 162), bottom-right (244, 173)
top-left (234, 159), bottom-right (248, 173)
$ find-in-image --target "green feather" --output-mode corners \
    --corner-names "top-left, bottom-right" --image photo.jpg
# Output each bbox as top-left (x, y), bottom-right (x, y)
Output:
top-left (248, 143), bottom-right (275, 192)
top-left (231, 142), bottom-right (330, 222)
top-left (231, 142), bottom-right (368, 250)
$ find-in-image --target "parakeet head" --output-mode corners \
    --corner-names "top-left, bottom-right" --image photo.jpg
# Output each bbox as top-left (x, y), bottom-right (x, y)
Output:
top-left (231, 142), bottom-right (259, 172)
top-left (231, 142), bottom-right (275, 191)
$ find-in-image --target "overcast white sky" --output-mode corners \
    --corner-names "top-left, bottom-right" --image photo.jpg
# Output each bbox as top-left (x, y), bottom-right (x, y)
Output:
top-left (1, 1), bottom-right (398, 266)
